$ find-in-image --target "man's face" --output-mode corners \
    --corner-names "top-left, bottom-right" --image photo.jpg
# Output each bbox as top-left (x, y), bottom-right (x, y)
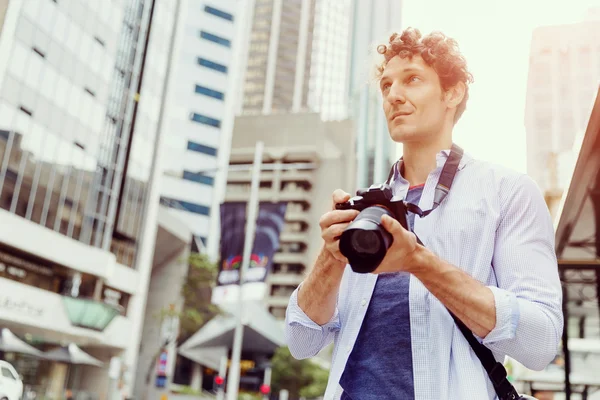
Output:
top-left (380, 55), bottom-right (449, 144)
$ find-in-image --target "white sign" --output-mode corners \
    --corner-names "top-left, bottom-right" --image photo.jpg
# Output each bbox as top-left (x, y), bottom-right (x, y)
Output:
top-left (0, 277), bottom-right (132, 349)
top-left (0, 263), bottom-right (27, 278)
top-left (108, 357), bottom-right (122, 380)
top-left (211, 282), bottom-right (268, 305)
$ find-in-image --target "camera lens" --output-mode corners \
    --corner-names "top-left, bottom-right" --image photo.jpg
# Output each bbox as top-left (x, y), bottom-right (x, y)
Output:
top-left (349, 230), bottom-right (380, 255)
top-left (339, 206), bottom-right (393, 273)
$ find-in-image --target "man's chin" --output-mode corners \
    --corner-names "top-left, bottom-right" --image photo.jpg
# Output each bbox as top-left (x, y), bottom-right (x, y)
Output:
top-left (389, 127), bottom-right (419, 143)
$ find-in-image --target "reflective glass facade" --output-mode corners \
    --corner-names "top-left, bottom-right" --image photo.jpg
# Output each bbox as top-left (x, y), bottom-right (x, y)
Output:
top-left (0, 0), bottom-right (175, 268)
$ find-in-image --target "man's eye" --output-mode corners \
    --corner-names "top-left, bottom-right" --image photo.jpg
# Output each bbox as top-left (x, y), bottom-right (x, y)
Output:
top-left (381, 83), bottom-right (391, 92)
top-left (408, 76), bottom-right (421, 83)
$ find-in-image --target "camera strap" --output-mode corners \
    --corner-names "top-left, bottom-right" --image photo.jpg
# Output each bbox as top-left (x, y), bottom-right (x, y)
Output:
top-left (385, 143), bottom-right (464, 218)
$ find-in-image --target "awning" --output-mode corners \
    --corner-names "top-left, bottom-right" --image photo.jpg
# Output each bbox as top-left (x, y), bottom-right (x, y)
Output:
top-left (554, 86), bottom-right (600, 398)
top-left (178, 301), bottom-right (285, 365)
top-left (0, 328), bottom-right (44, 357)
top-left (43, 343), bottom-right (104, 367)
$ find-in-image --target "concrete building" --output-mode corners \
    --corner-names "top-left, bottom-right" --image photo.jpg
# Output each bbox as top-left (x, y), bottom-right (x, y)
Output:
top-left (236, 0), bottom-right (352, 120)
top-left (224, 113), bottom-right (356, 319)
top-left (0, 0), bottom-right (177, 397)
top-left (525, 9), bottom-right (600, 217)
top-left (135, 207), bottom-right (192, 399)
top-left (159, 0), bottom-right (244, 262)
top-left (238, 0), bottom-right (317, 114)
top-left (348, 0), bottom-right (403, 188)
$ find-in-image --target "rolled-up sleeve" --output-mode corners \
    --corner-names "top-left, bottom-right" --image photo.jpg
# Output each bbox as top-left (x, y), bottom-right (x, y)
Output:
top-left (481, 174), bottom-right (563, 371)
top-left (285, 283), bottom-right (341, 360)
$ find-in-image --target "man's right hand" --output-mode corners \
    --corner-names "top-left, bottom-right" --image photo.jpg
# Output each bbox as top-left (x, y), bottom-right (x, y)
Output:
top-left (319, 189), bottom-right (360, 264)
top-left (296, 189), bottom-right (359, 325)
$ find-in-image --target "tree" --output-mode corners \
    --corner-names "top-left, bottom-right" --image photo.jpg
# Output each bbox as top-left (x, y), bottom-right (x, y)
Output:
top-left (145, 252), bottom-right (222, 386)
top-left (177, 252), bottom-right (222, 341)
top-left (270, 347), bottom-right (329, 399)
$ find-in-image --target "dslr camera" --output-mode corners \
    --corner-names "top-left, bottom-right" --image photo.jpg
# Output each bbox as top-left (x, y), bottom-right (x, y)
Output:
top-left (335, 184), bottom-right (409, 273)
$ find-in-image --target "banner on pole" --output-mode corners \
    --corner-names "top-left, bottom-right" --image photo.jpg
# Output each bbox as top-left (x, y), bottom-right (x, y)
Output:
top-left (212, 201), bottom-right (287, 304)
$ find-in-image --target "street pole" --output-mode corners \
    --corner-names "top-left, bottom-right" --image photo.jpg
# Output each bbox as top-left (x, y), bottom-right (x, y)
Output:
top-left (262, 366), bottom-right (271, 400)
top-left (226, 141), bottom-right (264, 400)
top-left (216, 355), bottom-right (228, 400)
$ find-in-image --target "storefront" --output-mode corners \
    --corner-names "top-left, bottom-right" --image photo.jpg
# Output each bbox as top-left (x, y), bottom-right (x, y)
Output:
top-left (176, 301), bottom-right (285, 394)
top-left (0, 242), bottom-right (133, 398)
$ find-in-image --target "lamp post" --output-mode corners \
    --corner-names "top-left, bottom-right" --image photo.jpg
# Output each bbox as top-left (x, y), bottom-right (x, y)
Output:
top-left (225, 141), bottom-right (264, 400)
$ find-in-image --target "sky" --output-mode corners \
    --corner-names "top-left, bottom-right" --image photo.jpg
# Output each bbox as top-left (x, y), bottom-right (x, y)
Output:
top-left (399, 0), bottom-right (599, 173)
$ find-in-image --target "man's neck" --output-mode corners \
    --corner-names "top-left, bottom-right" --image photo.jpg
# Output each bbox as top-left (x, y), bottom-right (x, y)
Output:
top-left (402, 136), bottom-right (452, 186)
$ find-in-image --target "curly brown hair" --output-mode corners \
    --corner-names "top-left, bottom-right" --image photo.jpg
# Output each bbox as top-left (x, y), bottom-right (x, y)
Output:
top-left (375, 27), bottom-right (474, 123)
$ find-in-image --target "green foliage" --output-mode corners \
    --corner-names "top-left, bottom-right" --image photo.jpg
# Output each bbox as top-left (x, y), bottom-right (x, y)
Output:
top-left (178, 252), bottom-right (222, 340)
top-left (174, 385), bottom-right (202, 395)
top-left (271, 346), bottom-right (329, 399)
top-left (237, 393), bottom-right (263, 400)
top-left (154, 252), bottom-right (222, 342)
top-left (148, 252), bottom-right (221, 384)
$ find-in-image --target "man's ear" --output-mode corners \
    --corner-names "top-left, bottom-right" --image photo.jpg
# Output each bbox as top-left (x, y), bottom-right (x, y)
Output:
top-left (445, 81), bottom-right (466, 110)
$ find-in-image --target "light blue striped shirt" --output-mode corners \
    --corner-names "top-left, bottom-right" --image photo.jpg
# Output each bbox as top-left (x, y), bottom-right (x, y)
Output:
top-left (285, 149), bottom-right (563, 400)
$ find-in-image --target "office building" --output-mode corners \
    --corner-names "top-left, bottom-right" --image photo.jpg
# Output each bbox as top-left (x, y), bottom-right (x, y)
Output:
top-left (0, 0), bottom-right (177, 397)
top-left (236, 0), bottom-right (352, 119)
top-left (225, 113), bottom-right (356, 319)
top-left (348, 0), bottom-right (403, 188)
top-left (158, 0), bottom-right (243, 262)
top-left (525, 10), bottom-right (600, 216)
top-left (238, 0), bottom-right (316, 114)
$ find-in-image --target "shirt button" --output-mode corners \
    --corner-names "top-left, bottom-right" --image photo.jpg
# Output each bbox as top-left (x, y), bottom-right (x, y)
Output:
top-left (361, 298), bottom-right (367, 306)
top-left (346, 345), bottom-right (352, 353)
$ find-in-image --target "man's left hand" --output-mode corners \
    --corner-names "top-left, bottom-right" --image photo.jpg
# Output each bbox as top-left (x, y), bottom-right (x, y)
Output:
top-left (374, 214), bottom-right (422, 274)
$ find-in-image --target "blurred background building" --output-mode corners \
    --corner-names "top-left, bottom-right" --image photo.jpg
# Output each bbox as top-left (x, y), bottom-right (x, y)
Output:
top-left (158, 0), bottom-right (240, 257)
top-left (224, 113), bottom-right (355, 319)
top-left (0, 0), bottom-right (178, 397)
top-left (237, 0), bottom-right (317, 114)
top-left (525, 8), bottom-right (600, 218)
top-left (348, 0), bottom-right (403, 189)
top-left (236, 0), bottom-right (353, 120)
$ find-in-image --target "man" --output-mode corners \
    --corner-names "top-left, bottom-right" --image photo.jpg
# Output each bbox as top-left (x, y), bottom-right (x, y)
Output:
top-left (285, 28), bottom-right (563, 399)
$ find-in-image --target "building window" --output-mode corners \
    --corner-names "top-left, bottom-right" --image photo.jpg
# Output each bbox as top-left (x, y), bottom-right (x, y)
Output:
top-left (194, 84), bottom-right (224, 101)
top-left (189, 113), bottom-right (221, 128)
top-left (183, 171), bottom-right (215, 186)
top-left (160, 197), bottom-right (210, 216)
top-left (194, 235), bottom-right (207, 246)
top-left (204, 5), bottom-right (234, 21)
top-left (94, 36), bottom-right (106, 47)
top-left (199, 31), bottom-right (231, 48)
top-left (197, 57), bottom-right (228, 74)
top-left (187, 141), bottom-right (218, 156)
top-left (32, 47), bottom-right (45, 58)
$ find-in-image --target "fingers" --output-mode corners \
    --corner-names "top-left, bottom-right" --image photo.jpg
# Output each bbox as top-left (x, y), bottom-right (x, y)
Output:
top-left (319, 189), bottom-right (354, 263)
top-left (380, 214), bottom-right (404, 235)
top-left (319, 209), bottom-right (359, 230)
top-left (380, 214), bottom-right (417, 251)
top-left (331, 189), bottom-right (351, 210)
top-left (325, 244), bottom-right (348, 264)
top-left (321, 221), bottom-right (353, 243)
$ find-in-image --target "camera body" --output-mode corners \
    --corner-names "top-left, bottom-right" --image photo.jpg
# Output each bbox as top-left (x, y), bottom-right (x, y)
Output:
top-left (335, 184), bottom-right (409, 273)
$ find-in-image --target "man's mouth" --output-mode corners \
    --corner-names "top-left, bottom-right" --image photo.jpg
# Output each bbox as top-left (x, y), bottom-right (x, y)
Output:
top-left (390, 111), bottom-right (412, 121)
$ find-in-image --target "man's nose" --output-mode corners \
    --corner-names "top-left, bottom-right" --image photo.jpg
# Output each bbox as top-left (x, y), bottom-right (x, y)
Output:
top-left (388, 83), bottom-right (406, 104)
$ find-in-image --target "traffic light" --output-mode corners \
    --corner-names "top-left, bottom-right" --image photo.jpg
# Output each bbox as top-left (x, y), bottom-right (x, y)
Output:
top-left (214, 375), bottom-right (225, 390)
top-left (259, 384), bottom-right (270, 395)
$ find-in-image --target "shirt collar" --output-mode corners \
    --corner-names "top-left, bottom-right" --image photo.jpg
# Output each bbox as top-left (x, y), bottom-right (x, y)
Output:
top-left (390, 147), bottom-right (473, 184)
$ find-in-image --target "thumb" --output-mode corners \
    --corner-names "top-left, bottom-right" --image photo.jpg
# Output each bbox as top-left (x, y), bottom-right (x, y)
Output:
top-left (381, 214), bottom-right (404, 235)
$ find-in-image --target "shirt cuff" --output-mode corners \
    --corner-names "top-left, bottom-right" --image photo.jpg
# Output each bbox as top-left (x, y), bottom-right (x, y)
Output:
top-left (286, 284), bottom-right (341, 332)
top-left (482, 286), bottom-right (520, 344)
